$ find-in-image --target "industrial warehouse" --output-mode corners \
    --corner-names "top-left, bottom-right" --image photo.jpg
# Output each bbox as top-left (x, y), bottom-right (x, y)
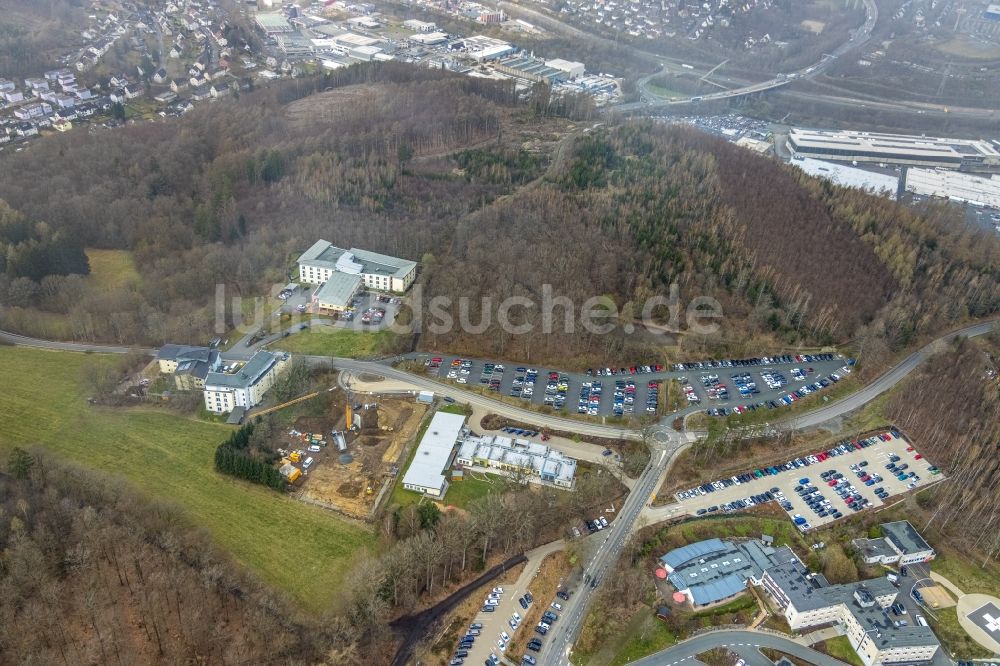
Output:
top-left (786, 128), bottom-right (1000, 170)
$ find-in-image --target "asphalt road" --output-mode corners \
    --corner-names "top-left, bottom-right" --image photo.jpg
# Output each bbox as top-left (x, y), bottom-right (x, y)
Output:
top-left (538, 443), bottom-right (682, 666)
top-left (628, 629), bottom-right (850, 666)
top-left (0, 330), bottom-right (155, 355)
top-left (776, 319), bottom-right (999, 431)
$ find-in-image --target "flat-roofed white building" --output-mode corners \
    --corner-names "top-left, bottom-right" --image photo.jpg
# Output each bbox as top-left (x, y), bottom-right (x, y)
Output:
top-left (545, 58), bottom-right (585, 78)
top-left (455, 433), bottom-right (577, 488)
top-left (792, 157), bottom-right (898, 199)
top-left (404, 19), bottom-right (437, 32)
top-left (401, 411), bottom-right (467, 497)
top-left (297, 240), bottom-right (417, 293)
top-left (905, 169), bottom-right (1000, 209)
top-left (787, 128), bottom-right (1000, 170)
top-left (410, 31), bottom-right (448, 45)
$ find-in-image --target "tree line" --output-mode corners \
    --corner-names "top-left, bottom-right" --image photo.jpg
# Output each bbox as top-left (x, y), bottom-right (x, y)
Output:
top-left (214, 420), bottom-right (285, 491)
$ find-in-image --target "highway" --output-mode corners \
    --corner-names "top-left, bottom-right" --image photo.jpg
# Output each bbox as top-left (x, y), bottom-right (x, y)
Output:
top-left (616, 0), bottom-right (877, 110)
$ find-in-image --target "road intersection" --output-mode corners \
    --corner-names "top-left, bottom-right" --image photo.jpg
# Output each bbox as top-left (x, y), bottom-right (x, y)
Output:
top-left (1, 317), bottom-right (997, 666)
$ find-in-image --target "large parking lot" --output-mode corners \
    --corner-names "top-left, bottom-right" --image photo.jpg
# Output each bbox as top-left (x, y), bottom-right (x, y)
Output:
top-left (672, 430), bottom-right (942, 531)
top-left (417, 353), bottom-right (849, 420)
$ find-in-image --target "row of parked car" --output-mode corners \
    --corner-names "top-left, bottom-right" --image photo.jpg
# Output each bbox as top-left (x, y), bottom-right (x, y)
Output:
top-left (586, 364), bottom-right (664, 376)
top-left (676, 430), bottom-right (903, 503)
top-left (674, 353), bottom-right (839, 371)
top-left (704, 364), bottom-right (854, 417)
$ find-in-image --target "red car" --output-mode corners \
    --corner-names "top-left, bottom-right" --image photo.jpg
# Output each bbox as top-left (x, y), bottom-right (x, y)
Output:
top-left (828, 480), bottom-right (838, 487)
top-left (914, 454), bottom-right (923, 460)
top-left (906, 446), bottom-right (915, 452)
top-left (654, 364), bottom-right (663, 372)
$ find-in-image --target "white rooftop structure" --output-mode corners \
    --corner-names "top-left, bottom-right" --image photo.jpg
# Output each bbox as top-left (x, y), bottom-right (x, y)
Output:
top-left (787, 128), bottom-right (1000, 169)
top-left (792, 157), bottom-right (898, 199)
top-left (410, 31), bottom-right (449, 45)
top-left (545, 58), bottom-right (585, 78)
top-left (905, 169), bottom-right (1000, 209)
top-left (401, 412), bottom-right (466, 497)
top-left (456, 433), bottom-right (577, 488)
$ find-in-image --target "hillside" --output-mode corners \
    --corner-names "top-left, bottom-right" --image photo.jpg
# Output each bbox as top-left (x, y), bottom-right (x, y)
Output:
top-left (0, 63), bottom-right (997, 366)
top-left (0, 458), bottom-right (342, 665)
top-left (884, 333), bottom-right (1000, 562)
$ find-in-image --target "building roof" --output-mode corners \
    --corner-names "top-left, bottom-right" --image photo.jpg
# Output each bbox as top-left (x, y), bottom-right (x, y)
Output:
top-left (661, 539), bottom-right (797, 606)
top-left (298, 240), bottom-right (416, 280)
top-left (456, 433), bottom-right (577, 485)
top-left (313, 271), bottom-right (362, 309)
top-left (157, 344), bottom-right (215, 363)
top-left (855, 536), bottom-right (898, 561)
top-left (205, 351), bottom-right (280, 390)
top-left (881, 521), bottom-right (934, 556)
top-left (905, 169), bottom-right (1000, 209)
top-left (255, 13), bottom-right (293, 32)
top-left (401, 411), bottom-right (466, 491)
top-left (788, 128), bottom-right (1000, 165)
top-left (792, 157), bottom-right (898, 198)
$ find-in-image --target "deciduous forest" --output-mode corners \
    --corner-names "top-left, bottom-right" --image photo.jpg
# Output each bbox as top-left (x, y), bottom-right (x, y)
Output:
top-left (0, 63), bottom-right (996, 368)
top-left (885, 334), bottom-right (1000, 563)
top-left (0, 454), bottom-right (336, 665)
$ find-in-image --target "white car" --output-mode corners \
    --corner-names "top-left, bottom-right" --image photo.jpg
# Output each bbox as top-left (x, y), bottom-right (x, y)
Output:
top-left (486, 599), bottom-right (499, 606)
top-left (493, 587), bottom-right (504, 594)
top-left (500, 631), bottom-right (510, 642)
top-left (551, 602), bottom-right (562, 611)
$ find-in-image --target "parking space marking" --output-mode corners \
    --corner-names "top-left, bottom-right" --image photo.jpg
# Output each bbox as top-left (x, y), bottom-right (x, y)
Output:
top-left (674, 432), bottom-right (940, 531)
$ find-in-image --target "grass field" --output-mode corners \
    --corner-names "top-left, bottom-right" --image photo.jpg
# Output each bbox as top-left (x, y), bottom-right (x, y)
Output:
top-left (273, 327), bottom-right (397, 358)
top-left (817, 636), bottom-right (864, 666)
top-left (0, 347), bottom-right (374, 614)
top-left (84, 249), bottom-right (140, 289)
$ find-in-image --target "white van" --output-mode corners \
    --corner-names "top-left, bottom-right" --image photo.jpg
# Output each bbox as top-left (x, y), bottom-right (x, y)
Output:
top-left (916, 615), bottom-right (928, 627)
top-left (303, 457), bottom-right (314, 469)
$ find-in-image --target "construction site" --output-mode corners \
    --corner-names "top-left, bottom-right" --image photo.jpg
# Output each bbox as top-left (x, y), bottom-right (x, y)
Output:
top-left (272, 392), bottom-right (428, 520)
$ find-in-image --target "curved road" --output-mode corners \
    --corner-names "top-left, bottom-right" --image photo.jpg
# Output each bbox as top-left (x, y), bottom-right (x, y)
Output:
top-left (629, 629), bottom-right (849, 666)
top-left (1, 317), bottom-right (997, 436)
top-left (776, 319), bottom-right (998, 431)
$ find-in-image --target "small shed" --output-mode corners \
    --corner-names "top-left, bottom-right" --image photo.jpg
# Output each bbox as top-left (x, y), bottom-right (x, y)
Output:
top-left (761, 534), bottom-right (774, 546)
top-left (417, 390), bottom-right (435, 404)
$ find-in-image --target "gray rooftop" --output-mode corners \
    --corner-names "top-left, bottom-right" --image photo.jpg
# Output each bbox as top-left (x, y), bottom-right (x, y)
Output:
top-left (298, 240), bottom-right (416, 279)
top-left (313, 271), bottom-right (362, 309)
top-left (882, 521), bottom-right (934, 556)
top-left (662, 539), bottom-right (797, 606)
top-left (855, 536), bottom-right (899, 560)
top-left (157, 344), bottom-right (214, 363)
top-left (205, 351), bottom-right (279, 390)
top-left (765, 557), bottom-right (939, 652)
